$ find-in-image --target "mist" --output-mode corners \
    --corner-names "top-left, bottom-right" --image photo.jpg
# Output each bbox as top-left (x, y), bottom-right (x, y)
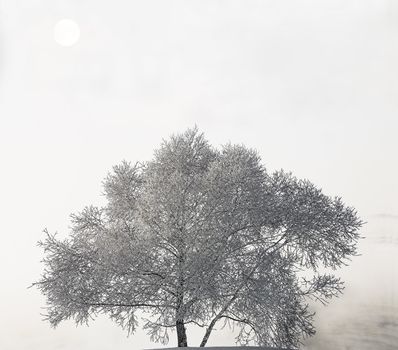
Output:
top-left (1, 1), bottom-right (397, 349)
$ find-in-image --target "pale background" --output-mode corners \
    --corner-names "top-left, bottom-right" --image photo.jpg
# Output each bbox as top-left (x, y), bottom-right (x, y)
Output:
top-left (0, 1), bottom-right (397, 349)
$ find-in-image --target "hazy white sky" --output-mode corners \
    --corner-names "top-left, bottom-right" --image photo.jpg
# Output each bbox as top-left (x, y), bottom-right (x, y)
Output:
top-left (0, 1), bottom-right (397, 349)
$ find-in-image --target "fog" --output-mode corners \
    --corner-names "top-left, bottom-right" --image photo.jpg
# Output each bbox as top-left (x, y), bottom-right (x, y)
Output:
top-left (304, 216), bottom-right (398, 350)
top-left (0, 1), bottom-right (397, 349)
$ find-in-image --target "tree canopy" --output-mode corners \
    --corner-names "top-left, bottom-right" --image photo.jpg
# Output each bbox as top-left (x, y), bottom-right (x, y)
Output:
top-left (34, 128), bottom-right (362, 348)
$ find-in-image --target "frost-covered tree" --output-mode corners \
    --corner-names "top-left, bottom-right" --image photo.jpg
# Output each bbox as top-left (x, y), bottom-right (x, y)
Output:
top-left (34, 128), bottom-right (362, 348)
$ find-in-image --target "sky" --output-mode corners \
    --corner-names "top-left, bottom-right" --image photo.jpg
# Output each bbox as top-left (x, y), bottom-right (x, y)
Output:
top-left (0, 1), bottom-right (397, 349)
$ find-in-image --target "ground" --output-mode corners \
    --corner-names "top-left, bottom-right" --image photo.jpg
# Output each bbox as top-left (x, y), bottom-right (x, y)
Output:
top-left (151, 347), bottom-right (288, 350)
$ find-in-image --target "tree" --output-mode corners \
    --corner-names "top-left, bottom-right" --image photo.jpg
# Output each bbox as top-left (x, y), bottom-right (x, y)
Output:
top-left (34, 128), bottom-right (362, 349)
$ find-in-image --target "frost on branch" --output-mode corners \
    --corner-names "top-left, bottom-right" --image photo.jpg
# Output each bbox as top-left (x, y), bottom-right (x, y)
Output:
top-left (34, 127), bottom-right (362, 348)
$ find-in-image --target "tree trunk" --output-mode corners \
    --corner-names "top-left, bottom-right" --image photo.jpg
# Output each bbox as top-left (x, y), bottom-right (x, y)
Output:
top-left (176, 319), bottom-right (188, 347)
top-left (199, 317), bottom-right (219, 347)
top-left (200, 294), bottom-right (238, 347)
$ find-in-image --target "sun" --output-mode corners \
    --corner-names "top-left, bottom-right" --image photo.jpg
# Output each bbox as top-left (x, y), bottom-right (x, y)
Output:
top-left (53, 19), bottom-right (80, 47)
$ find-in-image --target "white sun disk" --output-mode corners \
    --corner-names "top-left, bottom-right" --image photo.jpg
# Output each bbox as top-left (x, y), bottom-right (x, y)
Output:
top-left (54, 19), bottom-right (80, 47)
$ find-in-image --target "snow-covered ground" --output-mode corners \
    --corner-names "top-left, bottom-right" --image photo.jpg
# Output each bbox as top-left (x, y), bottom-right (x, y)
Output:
top-left (151, 348), bottom-right (287, 350)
